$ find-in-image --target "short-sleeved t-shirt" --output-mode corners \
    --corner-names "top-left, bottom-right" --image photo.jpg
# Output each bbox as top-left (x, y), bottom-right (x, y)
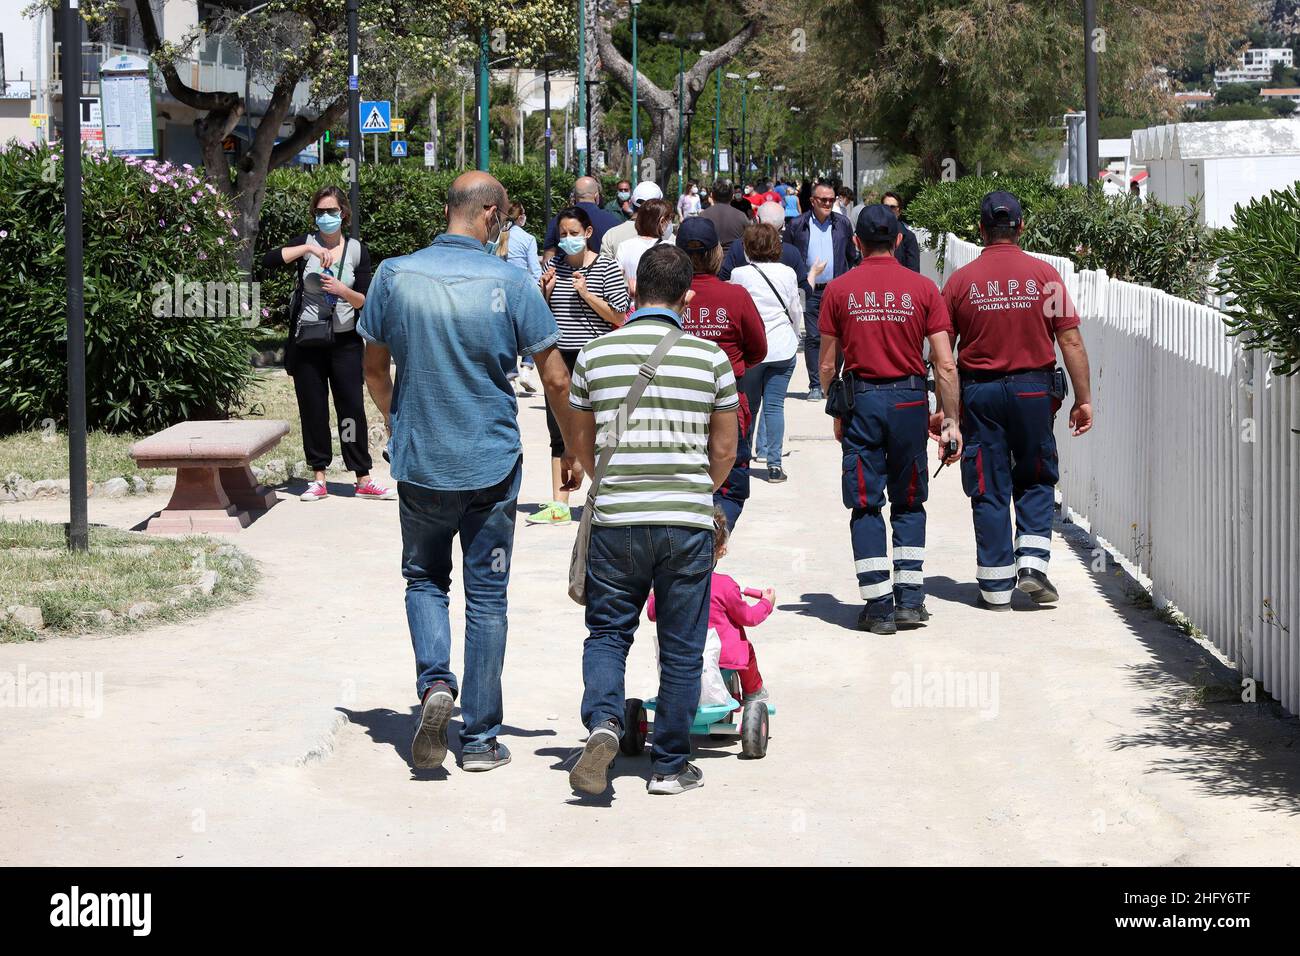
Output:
top-left (940, 243), bottom-right (1080, 373)
top-left (569, 311), bottom-right (739, 530)
top-left (679, 274), bottom-right (768, 379)
top-left (818, 255), bottom-right (950, 379)
top-left (357, 233), bottom-right (559, 491)
top-left (546, 253), bottom-right (631, 350)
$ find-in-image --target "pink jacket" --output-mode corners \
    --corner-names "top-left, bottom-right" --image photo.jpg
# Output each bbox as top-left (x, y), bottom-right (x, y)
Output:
top-left (647, 572), bottom-right (772, 670)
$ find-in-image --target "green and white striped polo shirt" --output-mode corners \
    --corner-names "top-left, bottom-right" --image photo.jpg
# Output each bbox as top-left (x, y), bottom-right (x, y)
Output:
top-left (569, 314), bottom-right (739, 529)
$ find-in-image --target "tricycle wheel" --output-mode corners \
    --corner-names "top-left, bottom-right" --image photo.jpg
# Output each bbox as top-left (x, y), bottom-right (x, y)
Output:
top-left (740, 701), bottom-right (769, 758)
top-left (725, 671), bottom-right (744, 704)
top-left (620, 698), bottom-right (647, 756)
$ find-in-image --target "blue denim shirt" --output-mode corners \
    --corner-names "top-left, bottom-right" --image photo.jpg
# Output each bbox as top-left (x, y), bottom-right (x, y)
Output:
top-left (358, 233), bottom-right (560, 490)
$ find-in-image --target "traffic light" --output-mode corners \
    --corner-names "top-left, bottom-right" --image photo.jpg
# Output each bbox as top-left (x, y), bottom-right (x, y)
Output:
top-left (323, 130), bottom-right (331, 144)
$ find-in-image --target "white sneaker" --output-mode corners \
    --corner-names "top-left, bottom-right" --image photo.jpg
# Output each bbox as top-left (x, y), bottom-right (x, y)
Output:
top-left (518, 364), bottom-right (539, 393)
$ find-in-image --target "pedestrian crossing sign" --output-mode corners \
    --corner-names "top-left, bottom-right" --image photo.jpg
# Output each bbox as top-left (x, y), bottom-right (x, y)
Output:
top-left (390, 140), bottom-right (408, 158)
top-left (360, 100), bottom-right (391, 134)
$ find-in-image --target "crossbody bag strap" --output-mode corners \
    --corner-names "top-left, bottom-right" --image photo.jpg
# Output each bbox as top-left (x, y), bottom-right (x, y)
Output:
top-left (586, 325), bottom-right (685, 506)
top-left (752, 262), bottom-right (796, 324)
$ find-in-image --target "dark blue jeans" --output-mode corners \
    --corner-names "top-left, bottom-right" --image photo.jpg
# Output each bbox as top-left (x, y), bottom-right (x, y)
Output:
top-left (581, 523), bottom-right (713, 775)
top-left (398, 456), bottom-right (521, 754)
top-left (803, 286), bottom-right (825, 390)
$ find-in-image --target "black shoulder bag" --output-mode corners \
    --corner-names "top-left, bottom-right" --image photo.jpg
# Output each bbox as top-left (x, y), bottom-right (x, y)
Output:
top-left (294, 237), bottom-right (350, 349)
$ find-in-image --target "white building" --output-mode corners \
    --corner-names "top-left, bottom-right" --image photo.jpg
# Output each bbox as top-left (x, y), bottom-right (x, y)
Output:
top-left (0, 0), bottom-right (309, 163)
top-left (1214, 47), bottom-right (1294, 86)
top-left (1130, 118), bottom-right (1300, 227)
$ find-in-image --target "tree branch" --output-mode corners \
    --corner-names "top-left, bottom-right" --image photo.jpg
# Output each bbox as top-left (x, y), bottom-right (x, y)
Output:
top-left (132, 0), bottom-right (242, 115)
top-left (269, 96), bottom-right (348, 168)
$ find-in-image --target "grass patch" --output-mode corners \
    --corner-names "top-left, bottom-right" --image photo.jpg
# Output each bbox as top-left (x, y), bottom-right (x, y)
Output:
top-left (0, 519), bottom-right (258, 641)
top-left (0, 369), bottom-right (386, 486)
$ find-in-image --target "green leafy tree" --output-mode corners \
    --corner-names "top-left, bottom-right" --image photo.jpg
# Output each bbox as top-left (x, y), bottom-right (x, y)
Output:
top-left (63, 0), bottom-right (573, 271)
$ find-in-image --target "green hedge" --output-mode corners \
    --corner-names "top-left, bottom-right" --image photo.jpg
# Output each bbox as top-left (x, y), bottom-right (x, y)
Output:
top-left (255, 162), bottom-right (575, 330)
top-left (1215, 184), bottom-right (1300, 376)
top-left (0, 144), bottom-right (254, 434)
top-left (907, 175), bottom-right (1213, 300)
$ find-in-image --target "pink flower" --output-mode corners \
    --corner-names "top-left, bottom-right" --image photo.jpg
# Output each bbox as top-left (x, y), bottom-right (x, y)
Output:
top-left (158, 219), bottom-right (166, 227)
top-left (149, 184), bottom-right (159, 193)
top-left (198, 252), bottom-right (207, 260)
top-left (0, 230), bottom-right (8, 239)
top-left (230, 228), bottom-right (239, 236)
top-left (182, 225), bottom-right (192, 233)
top-left (217, 237), bottom-right (225, 245)
top-left (190, 195), bottom-right (200, 204)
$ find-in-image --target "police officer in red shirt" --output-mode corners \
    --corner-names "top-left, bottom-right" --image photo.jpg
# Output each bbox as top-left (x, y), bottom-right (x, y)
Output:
top-left (819, 206), bottom-right (961, 634)
top-left (676, 217), bottom-right (768, 531)
top-left (941, 191), bottom-right (1094, 610)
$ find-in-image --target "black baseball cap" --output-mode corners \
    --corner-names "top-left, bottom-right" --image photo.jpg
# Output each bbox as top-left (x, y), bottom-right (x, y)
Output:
top-left (675, 216), bottom-right (719, 252)
top-left (855, 204), bottom-right (900, 243)
top-left (980, 191), bottom-right (1023, 228)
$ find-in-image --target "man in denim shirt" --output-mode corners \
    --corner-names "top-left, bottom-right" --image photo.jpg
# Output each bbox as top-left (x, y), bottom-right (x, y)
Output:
top-left (360, 171), bottom-right (581, 774)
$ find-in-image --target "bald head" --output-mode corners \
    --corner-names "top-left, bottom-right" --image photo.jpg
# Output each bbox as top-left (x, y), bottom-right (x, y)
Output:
top-left (573, 176), bottom-right (601, 203)
top-left (446, 171), bottom-right (508, 242)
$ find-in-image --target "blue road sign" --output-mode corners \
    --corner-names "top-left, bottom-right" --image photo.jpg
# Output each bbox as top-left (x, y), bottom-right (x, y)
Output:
top-left (337, 138), bottom-right (350, 149)
top-left (360, 100), bottom-right (391, 134)
top-left (627, 137), bottom-right (644, 156)
top-left (348, 75), bottom-right (359, 91)
top-left (390, 140), bottom-right (408, 158)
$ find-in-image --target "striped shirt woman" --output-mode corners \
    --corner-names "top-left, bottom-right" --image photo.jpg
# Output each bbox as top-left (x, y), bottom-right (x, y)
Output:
top-left (529, 206), bottom-right (631, 526)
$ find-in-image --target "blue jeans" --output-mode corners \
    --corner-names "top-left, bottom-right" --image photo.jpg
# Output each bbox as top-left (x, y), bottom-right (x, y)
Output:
top-left (581, 523), bottom-right (713, 775)
top-left (398, 456), bottom-right (522, 753)
top-left (745, 357), bottom-right (797, 468)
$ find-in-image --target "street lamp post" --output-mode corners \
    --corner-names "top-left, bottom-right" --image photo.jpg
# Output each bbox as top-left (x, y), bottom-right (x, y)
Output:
top-left (684, 108), bottom-right (694, 181)
top-left (544, 63), bottom-right (552, 225)
top-left (477, 26), bottom-right (490, 170)
top-left (630, 0), bottom-right (641, 185)
top-left (61, 0), bottom-right (86, 552)
top-left (346, 0), bottom-right (359, 235)
top-left (577, 0), bottom-right (586, 175)
top-left (727, 125), bottom-right (737, 177)
top-left (712, 66), bottom-right (721, 178)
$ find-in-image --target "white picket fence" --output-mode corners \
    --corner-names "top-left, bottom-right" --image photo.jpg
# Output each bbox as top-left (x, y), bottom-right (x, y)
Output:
top-left (918, 229), bottom-right (1300, 715)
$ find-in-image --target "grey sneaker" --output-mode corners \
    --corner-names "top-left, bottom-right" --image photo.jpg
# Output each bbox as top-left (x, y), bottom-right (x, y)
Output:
top-left (1016, 568), bottom-right (1059, 604)
top-left (411, 682), bottom-right (454, 769)
top-left (807, 387), bottom-right (825, 402)
top-left (569, 720), bottom-right (620, 795)
top-left (742, 687), bottom-right (770, 704)
top-left (895, 604), bottom-right (931, 627)
top-left (462, 741), bottom-right (511, 772)
top-left (647, 762), bottom-right (704, 795)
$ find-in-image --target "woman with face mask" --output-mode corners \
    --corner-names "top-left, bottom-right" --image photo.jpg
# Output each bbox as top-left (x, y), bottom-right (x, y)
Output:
top-left (529, 206), bottom-right (630, 526)
top-left (262, 185), bottom-right (394, 502)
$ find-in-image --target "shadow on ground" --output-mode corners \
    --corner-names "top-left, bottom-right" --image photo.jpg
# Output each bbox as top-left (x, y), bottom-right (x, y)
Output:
top-left (340, 706), bottom-right (556, 781)
top-left (1055, 515), bottom-right (1300, 815)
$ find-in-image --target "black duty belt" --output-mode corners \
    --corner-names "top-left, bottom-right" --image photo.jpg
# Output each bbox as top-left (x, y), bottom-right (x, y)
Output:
top-left (959, 368), bottom-right (1054, 386)
top-left (852, 374), bottom-right (927, 392)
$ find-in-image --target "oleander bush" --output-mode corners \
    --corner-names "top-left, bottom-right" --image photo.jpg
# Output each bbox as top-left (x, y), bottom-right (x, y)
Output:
top-left (0, 143), bottom-right (255, 434)
top-left (1214, 184), bottom-right (1300, 376)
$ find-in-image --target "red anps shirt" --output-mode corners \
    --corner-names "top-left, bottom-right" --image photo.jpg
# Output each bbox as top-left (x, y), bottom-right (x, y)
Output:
top-left (818, 256), bottom-right (950, 378)
top-left (940, 243), bottom-right (1080, 373)
top-left (680, 274), bottom-right (768, 379)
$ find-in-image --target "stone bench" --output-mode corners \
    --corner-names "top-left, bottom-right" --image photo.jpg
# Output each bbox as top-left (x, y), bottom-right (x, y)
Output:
top-left (129, 420), bottom-right (290, 534)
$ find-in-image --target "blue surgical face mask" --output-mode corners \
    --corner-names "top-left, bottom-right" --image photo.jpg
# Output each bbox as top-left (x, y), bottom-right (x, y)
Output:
top-left (315, 211), bottom-right (342, 234)
top-left (617, 190), bottom-right (631, 201)
top-left (558, 235), bottom-right (587, 256)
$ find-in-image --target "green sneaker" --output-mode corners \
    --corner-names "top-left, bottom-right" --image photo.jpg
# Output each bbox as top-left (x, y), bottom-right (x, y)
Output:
top-left (525, 501), bottom-right (572, 526)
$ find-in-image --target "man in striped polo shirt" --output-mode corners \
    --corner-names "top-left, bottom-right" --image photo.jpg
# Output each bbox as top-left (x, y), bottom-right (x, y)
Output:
top-left (565, 244), bottom-right (739, 797)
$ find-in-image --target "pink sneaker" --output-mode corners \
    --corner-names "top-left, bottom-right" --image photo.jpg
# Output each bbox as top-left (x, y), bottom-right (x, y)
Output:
top-left (299, 480), bottom-right (328, 502)
top-left (355, 478), bottom-right (397, 501)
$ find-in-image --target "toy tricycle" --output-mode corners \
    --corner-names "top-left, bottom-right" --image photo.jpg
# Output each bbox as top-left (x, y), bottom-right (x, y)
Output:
top-left (620, 671), bottom-right (774, 759)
